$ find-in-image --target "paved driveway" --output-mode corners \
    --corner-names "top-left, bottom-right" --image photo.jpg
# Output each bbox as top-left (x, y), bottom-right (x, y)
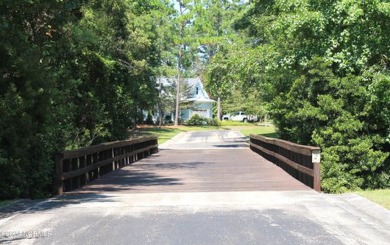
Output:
top-left (0, 130), bottom-right (389, 245)
top-left (159, 130), bottom-right (249, 149)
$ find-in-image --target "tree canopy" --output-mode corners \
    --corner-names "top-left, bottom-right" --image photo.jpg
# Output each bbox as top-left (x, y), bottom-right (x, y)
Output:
top-left (0, 0), bottom-right (162, 198)
top-left (224, 0), bottom-right (390, 192)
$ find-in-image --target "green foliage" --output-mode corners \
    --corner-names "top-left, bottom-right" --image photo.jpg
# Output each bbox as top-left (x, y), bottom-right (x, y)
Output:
top-left (220, 88), bottom-right (268, 119)
top-left (0, 0), bottom-right (83, 198)
top-left (233, 0), bottom-right (390, 192)
top-left (0, 0), bottom-right (163, 199)
top-left (0, 152), bottom-right (25, 199)
top-left (185, 114), bottom-right (220, 126)
top-left (145, 113), bottom-right (155, 125)
top-left (209, 117), bottom-right (222, 127)
top-left (186, 114), bottom-right (208, 126)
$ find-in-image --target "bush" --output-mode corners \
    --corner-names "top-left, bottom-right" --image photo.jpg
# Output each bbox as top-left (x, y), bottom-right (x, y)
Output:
top-left (186, 114), bottom-right (207, 126)
top-left (0, 153), bottom-right (26, 199)
top-left (270, 60), bottom-right (390, 193)
top-left (185, 115), bottom-right (222, 126)
top-left (208, 117), bottom-right (221, 126)
top-left (145, 113), bottom-right (154, 125)
top-left (164, 115), bottom-right (173, 125)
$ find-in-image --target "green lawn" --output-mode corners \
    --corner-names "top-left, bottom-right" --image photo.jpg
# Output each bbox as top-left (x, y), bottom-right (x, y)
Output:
top-left (139, 125), bottom-right (223, 144)
top-left (239, 126), bottom-right (278, 138)
top-left (220, 120), bottom-right (256, 126)
top-left (138, 124), bottom-right (277, 144)
top-left (356, 189), bottom-right (390, 210)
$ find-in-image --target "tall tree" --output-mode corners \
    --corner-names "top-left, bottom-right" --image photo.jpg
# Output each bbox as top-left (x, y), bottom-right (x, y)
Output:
top-left (148, 0), bottom-right (177, 126)
top-left (172, 0), bottom-right (195, 126)
top-left (194, 0), bottom-right (247, 119)
top-left (0, 0), bottom-right (163, 199)
top-left (232, 0), bottom-right (390, 192)
top-left (0, 0), bottom-right (85, 198)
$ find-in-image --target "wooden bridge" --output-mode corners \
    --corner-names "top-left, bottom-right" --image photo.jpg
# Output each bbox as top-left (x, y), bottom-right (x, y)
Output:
top-left (6, 131), bottom-right (390, 245)
top-left (54, 130), bottom-right (321, 195)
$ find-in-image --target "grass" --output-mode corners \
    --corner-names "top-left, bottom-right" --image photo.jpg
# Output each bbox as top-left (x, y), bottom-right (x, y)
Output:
top-left (239, 125), bottom-right (278, 138)
top-left (138, 123), bottom-right (277, 144)
top-left (220, 120), bottom-right (256, 126)
top-left (220, 121), bottom-right (278, 138)
top-left (356, 189), bottom-right (390, 210)
top-left (138, 125), bottom-right (220, 144)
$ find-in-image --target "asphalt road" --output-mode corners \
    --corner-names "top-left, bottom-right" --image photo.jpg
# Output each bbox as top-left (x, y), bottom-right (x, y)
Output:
top-left (159, 130), bottom-right (249, 149)
top-left (0, 130), bottom-right (389, 245)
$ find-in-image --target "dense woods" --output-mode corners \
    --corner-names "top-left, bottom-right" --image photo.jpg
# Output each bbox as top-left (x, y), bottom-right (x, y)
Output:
top-left (0, 0), bottom-right (389, 198)
top-left (207, 0), bottom-right (390, 192)
top-left (0, 0), bottom-right (162, 198)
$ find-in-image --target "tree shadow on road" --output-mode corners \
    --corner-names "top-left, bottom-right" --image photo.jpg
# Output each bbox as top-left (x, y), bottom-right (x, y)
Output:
top-left (0, 152), bottom-right (214, 216)
top-left (212, 144), bottom-right (249, 148)
top-left (3, 163), bottom-right (195, 214)
top-left (135, 161), bottom-right (207, 170)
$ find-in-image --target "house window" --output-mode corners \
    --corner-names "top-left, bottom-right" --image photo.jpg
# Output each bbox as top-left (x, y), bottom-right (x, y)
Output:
top-left (196, 86), bottom-right (199, 95)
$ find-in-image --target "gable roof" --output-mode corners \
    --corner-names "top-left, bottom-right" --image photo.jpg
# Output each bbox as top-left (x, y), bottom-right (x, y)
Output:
top-left (158, 77), bottom-right (215, 103)
top-left (185, 78), bottom-right (214, 103)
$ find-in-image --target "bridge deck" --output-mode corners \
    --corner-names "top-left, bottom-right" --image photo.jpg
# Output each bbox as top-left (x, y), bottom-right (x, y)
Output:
top-left (76, 148), bottom-right (311, 194)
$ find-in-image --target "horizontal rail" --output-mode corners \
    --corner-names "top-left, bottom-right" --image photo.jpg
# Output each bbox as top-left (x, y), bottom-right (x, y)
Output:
top-left (59, 137), bottom-right (153, 159)
top-left (54, 136), bottom-right (158, 195)
top-left (250, 134), bottom-right (321, 192)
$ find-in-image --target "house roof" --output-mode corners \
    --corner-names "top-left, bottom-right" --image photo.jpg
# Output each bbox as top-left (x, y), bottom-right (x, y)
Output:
top-left (186, 78), bottom-right (215, 103)
top-left (157, 77), bottom-right (215, 103)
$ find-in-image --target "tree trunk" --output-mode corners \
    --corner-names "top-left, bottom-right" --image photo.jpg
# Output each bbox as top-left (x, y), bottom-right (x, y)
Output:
top-left (158, 102), bottom-right (163, 127)
top-left (217, 97), bottom-right (221, 120)
top-left (174, 71), bottom-right (180, 126)
top-left (174, 3), bottom-right (184, 127)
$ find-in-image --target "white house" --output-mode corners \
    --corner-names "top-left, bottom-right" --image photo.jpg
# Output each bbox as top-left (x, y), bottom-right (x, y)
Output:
top-left (181, 78), bottom-right (215, 120)
top-left (156, 77), bottom-right (215, 122)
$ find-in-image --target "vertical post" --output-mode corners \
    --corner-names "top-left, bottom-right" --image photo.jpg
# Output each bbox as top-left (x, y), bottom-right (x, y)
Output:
top-left (55, 153), bottom-right (64, 195)
top-left (83, 155), bottom-right (89, 184)
top-left (312, 149), bottom-right (321, 192)
top-left (112, 147), bottom-right (115, 170)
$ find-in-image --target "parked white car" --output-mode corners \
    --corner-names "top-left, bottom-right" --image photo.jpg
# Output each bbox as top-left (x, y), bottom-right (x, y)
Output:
top-left (230, 111), bottom-right (248, 122)
top-left (223, 111), bottom-right (259, 122)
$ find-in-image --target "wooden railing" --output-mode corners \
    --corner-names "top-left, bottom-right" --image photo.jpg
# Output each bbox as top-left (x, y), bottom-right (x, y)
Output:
top-left (54, 136), bottom-right (158, 195)
top-left (250, 135), bottom-right (321, 192)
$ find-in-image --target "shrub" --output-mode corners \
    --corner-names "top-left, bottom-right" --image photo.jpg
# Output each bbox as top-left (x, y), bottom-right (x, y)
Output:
top-left (186, 114), bottom-right (207, 126)
top-left (145, 113), bottom-right (154, 125)
top-left (208, 118), bottom-right (221, 126)
top-left (185, 115), bottom-right (222, 126)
